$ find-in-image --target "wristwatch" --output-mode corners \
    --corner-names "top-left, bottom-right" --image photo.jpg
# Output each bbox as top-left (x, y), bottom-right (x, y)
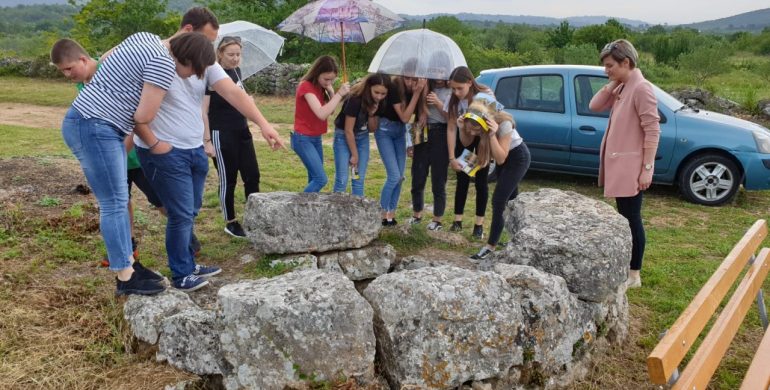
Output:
top-left (644, 163), bottom-right (653, 171)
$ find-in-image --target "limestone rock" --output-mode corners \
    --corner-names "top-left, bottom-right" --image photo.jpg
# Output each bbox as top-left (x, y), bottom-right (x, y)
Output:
top-left (317, 244), bottom-right (394, 280)
top-left (363, 266), bottom-right (523, 389)
top-left (243, 192), bottom-right (381, 254)
top-left (270, 253), bottom-right (318, 271)
top-left (218, 270), bottom-right (376, 390)
top-left (124, 289), bottom-right (198, 344)
top-left (157, 308), bottom-right (226, 376)
top-left (496, 189), bottom-right (629, 302)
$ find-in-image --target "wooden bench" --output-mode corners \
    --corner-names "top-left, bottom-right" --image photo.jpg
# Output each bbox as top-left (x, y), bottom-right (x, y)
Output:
top-left (647, 219), bottom-right (770, 390)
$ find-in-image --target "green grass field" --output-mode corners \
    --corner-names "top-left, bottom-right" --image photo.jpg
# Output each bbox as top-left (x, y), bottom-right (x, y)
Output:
top-left (0, 75), bottom-right (768, 389)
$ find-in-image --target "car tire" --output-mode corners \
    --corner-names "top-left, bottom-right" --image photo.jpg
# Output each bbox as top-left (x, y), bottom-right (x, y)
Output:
top-left (678, 154), bottom-right (741, 206)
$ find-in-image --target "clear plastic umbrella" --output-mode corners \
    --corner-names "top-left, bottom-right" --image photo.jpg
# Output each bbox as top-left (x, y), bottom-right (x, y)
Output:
top-left (367, 28), bottom-right (467, 80)
top-left (215, 21), bottom-right (285, 79)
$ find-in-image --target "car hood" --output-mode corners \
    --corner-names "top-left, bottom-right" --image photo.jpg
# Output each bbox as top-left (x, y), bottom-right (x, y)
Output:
top-left (677, 108), bottom-right (769, 134)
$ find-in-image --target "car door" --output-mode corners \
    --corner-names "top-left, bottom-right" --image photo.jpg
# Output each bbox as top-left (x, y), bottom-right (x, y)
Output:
top-left (570, 73), bottom-right (610, 173)
top-left (494, 72), bottom-right (571, 168)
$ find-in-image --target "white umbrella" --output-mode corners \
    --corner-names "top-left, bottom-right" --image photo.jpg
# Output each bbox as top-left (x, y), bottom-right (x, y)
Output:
top-left (368, 28), bottom-right (467, 80)
top-left (215, 21), bottom-right (285, 79)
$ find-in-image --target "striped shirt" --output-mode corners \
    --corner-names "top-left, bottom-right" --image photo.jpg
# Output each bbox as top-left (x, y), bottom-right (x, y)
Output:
top-left (72, 32), bottom-right (176, 134)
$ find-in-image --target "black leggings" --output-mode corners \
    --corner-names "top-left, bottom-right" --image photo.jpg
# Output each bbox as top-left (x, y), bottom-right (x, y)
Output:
top-left (411, 124), bottom-right (449, 217)
top-left (488, 143), bottom-right (531, 246)
top-left (212, 127), bottom-right (260, 222)
top-left (454, 135), bottom-right (489, 217)
top-left (616, 192), bottom-right (645, 271)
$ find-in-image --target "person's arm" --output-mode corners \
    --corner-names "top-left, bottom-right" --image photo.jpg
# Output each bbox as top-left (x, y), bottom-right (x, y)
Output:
top-left (488, 119), bottom-right (513, 164)
top-left (304, 82), bottom-right (350, 120)
top-left (344, 115), bottom-right (359, 166)
top-left (201, 95), bottom-right (215, 157)
top-left (212, 77), bottom-right (285, 150)
top-left (447, 112), bottom-right (461, 171)
top-left (394, 88), bottom-right (424, 123)
top-left (133, 82), bottom-right (171, 154)
top-left (589, 80), bottom-right (619, 113)
top-left (636, 82), bottom-right (661, 190)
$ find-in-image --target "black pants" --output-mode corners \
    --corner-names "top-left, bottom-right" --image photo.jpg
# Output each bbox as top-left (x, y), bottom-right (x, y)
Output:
top-left (616, 192), bottom-right (645, 271)
top-left (454, 135), bottom-right (489, 217)
top-left (212, 127), bottom-right (260, 222)
top-left (488, 143), bottom-right (531, 246)
top-left (127, 167), bottom-right (163, 207)
top-left (411, 124), bottom-right (449, 217)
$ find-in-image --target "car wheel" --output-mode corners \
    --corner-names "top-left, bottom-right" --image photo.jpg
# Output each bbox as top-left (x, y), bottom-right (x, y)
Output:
top-left (678, 154), bottom-right (741, 206)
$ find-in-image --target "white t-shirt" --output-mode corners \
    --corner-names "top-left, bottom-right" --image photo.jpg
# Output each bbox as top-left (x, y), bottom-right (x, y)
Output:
top-left (498, 120), bottom-right (523, 150)
top-left (136, 62), bottom-right (229, 149)
top-left (427, 87), bottom-right (451, 124)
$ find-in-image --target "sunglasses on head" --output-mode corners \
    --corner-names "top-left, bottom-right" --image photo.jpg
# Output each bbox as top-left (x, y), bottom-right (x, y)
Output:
top-left (219, 36), bottom-right (242, 47)
top-left (603, 42), bottom-right (618, 53)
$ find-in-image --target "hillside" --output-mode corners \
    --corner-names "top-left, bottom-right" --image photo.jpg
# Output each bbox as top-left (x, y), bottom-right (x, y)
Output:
top-left (683, 7), bottom-right (770, 32)
top-left (402, 12), bottom-right (650, 28)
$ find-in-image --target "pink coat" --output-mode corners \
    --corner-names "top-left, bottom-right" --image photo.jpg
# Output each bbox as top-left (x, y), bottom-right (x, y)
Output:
top-left (589, 68), bottom-right (661, 198)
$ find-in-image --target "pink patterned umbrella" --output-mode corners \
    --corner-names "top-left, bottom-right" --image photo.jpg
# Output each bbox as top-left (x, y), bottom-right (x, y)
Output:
top-left (278, 0), bottom-right (404, 81)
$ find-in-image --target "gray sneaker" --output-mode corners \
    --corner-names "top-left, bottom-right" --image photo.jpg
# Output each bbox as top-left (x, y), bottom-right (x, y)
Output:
top-left (426, 221), bottom-right (443, 231)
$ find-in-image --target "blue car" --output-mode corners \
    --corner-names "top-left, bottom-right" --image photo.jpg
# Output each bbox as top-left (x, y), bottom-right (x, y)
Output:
top-left (476, 65), bottom-right (770, 206)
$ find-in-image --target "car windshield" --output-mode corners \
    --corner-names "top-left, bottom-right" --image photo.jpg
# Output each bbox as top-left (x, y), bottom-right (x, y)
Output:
top-left (652, 84), bottom-right (685, 111)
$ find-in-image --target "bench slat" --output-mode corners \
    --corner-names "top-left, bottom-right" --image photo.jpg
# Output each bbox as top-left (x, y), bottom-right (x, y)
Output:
top-left (672, 248), bottom-right (770, 390)
top-left (647, 219), bottom-right (768, 384)
top-left (740, 319), bottom-right (770, 390)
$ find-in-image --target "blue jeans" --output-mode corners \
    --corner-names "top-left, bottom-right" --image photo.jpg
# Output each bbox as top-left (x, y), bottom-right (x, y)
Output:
top-left (291, 132), bottom-right (327, 192)
top-left (375, 118), bottom-right (407, 212)
top-left (137, 146), bottom-right (208, 281)
top-left (333, 131), bottom-right (370, 196)
top-left (61, 108), bottom-right (132, 271)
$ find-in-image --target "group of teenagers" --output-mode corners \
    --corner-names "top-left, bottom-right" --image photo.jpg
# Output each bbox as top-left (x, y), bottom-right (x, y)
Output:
top-left (51, 4), bottom-right (658, 296)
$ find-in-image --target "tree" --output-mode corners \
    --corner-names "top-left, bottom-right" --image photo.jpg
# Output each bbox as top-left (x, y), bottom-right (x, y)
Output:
top-left (573, 19), bottom-right (629, 50)
top-left (69, 0), bottom-right (179, 53)
top-left (677, 45), bottom-right (732, 87)
top-left (547, 21), bottom-right (573, 48)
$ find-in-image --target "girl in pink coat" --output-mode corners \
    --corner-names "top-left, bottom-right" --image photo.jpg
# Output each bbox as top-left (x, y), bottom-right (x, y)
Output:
top-left (589, 39), bottom-right (660, 289)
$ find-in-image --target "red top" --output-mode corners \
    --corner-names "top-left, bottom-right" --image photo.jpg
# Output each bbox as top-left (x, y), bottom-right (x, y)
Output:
top-left (293, 80), bottom-right (328, 136)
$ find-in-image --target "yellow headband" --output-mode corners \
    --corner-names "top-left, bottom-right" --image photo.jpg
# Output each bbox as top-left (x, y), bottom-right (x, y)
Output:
top-left (462, 112), bottom-right (489, 131)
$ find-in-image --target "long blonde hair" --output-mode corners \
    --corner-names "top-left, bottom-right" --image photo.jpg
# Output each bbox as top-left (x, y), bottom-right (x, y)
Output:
top-left (461, 98), bottom-right (515, 168)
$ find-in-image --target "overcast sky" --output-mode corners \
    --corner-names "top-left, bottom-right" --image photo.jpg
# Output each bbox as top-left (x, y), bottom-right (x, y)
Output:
top-left (377, 0), bottom-right (767, 25)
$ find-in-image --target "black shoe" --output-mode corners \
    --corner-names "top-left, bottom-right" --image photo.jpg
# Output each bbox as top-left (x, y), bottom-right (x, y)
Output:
top-left (116, 271), bottom-right (166, 296)
top-left (382, 218), bottom-right (389, 226)
top-left (472, 224), bottom-right (485, 240)
top-left (408, 216), bottom-right (422, 225)
top-left (225, 221), bottom-right (247, 238)
top-left (133, 261), bottom-right (164, 282)
top-left (387, 219), bottom-right (398, 226)
top-left (449, 221), bottom-right (462, 232)
top-left (427, 221), bottom-right (443, 231)
top-left (470, 247), bottom-right (494, 260)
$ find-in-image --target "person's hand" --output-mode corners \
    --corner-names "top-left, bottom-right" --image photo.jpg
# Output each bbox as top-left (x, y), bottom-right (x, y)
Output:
top-left (413, 78), bottom-right (427, 93)
top-left (367, 102), bottom-right (379, 116)
top-left (150, 140), bottom-right (172, 155)
top-left (638, 169), bottom-right (653, 191)
top-left (456, 116), bottom-right (464, 130)
top-left (336, 82), bottom-right (351, 98)
top-left (407, 146), bottom-right (414, 158)
top-left (349, 154), bottom-right (359, 166)
top-left (485, 117), bottom-right (499, 136)
top-left (427, 91), bottom-right (439, 106)
top-left (260, 124), bottom-right (286, 151)
top-left (450, 158), bottom-right (462, 172)
top-left (204, 141), bottom-right (215, 157)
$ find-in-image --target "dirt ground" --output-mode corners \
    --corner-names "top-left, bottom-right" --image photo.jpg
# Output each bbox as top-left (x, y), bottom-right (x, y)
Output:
top-left (0, 103), bottom-right (659, 390)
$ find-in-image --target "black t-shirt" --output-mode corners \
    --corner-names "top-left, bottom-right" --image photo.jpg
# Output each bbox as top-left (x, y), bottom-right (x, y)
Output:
top-left (206, 67), bottom-right (248, 130)
top-left (380, 88), bottom-right (411, 122)
top-left (333, 95), bottom-right (370, 136)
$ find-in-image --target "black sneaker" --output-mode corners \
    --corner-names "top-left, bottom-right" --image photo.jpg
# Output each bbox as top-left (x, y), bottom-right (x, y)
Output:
top-left (470, 247), bottom-right (494, 260)
top-left (427, 221), bottom-right (443, 231)
top-left (387, 219), bottom-right (398, 226)
top-left (382, 218), bottom-right (389, 226)
top-left (193, 264), bottom-right (222, 278)
top-left (449, 221), bottom-right (463, 232)
top-left (115, 271), bottom-right (166, 296)
top-left (472, 224), bottom-right (485, 240)
top-left (133, 261), bottom-right (164, 282)
top-left (408, 216), bottom-right (422, 225)
top-left (173, 274), bottom-right (209, 292)
top-left (225, 221), bottom-right (247, 238)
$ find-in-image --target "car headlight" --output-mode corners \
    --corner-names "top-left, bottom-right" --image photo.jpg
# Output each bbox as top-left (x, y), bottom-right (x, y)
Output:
top-left (753, 130), bottom-right (770, 154)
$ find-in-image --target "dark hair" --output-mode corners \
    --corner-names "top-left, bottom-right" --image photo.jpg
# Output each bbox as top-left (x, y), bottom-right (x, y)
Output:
top-left (181, 7), bottom-right (219, 30)
top-left (302, 55), bottom-right (339, 101)
top-left (50, 38), bottom-right (89, 65)
top-left (446, 66), bottom-right (489, 120)
top-left (350, 72), bottom-right (391, 114)
top-left (169, 32), bottom-right (216, 78)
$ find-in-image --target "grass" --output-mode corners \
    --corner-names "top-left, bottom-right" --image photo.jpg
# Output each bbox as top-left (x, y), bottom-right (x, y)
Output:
top-left (1, 75), bottom-right (770, 389)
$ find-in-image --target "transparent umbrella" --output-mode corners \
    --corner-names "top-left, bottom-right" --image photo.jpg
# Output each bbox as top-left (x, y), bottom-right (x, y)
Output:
top-left (367, 28), bottom-right (467, 80)
top-left (215, 21), bottom-right (285, 79)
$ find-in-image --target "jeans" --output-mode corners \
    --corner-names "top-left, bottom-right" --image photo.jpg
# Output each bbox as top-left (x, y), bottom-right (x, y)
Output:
top-left (488, 143), bottom-right (531, 246)
top-left (137, 145), bottom-right (208, 281)
top-left (61, 108), bottom-right (132, 271)
top-left (375, 117), bottom-right (407, 212)
top-left (616, 192), bottom-right (646, 271)
top-left (291, 132), bottom-right (327, 192)
top-left (333, 131), bottom-right (370, 196)
top-left (411, 123), bottom-right (449, 217)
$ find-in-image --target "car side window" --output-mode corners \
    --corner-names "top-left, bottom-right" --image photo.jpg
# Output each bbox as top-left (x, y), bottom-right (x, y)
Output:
top-left (574, 75), bottom-right (610, 118)
top-left (495, 76), bottom-right (520, 109)
top-left (517, 75), bottom-right (564, 113)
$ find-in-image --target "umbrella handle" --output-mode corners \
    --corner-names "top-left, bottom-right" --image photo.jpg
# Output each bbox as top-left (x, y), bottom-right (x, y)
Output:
top-left (340, 21), bottom-right (347, 83)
